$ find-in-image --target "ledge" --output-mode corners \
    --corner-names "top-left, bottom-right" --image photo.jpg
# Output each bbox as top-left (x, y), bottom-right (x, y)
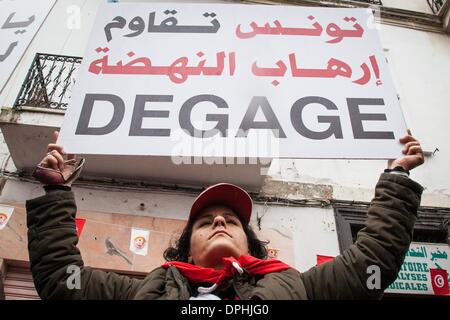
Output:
top-left (241, 0), bottom-right (446, 33)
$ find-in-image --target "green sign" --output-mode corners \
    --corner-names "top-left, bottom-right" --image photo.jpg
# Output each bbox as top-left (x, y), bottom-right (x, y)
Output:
top-left (386, 242), bottom-right (449, 295)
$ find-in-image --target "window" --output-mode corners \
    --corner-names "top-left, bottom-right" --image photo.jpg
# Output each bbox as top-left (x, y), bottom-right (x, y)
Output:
top-left (334, 205), bottom-right (449, 253)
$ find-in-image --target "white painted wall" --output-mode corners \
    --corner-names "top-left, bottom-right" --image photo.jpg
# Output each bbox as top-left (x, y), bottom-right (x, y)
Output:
top-left (257, 204), bottom-right (340, 272)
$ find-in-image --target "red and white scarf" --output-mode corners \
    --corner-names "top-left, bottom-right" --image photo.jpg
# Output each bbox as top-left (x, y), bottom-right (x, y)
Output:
top-left (162, 255), bottom-right (292, 294)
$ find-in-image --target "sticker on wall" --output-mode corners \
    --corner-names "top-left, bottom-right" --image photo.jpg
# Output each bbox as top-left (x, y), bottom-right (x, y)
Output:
top-left (130, 228), bottom-right (150, 256)
top-left (0, 205), bottom-right (14, 230)
top-left (316, 255), bottom-right (335, 266)
top-left (267, 248), bottom-right (279, 259)
top-left (75, 218), bottom-right (86, 237)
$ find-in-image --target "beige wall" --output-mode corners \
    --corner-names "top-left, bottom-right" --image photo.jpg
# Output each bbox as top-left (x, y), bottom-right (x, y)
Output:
top-left (0, 198), bottom-right (296, 273)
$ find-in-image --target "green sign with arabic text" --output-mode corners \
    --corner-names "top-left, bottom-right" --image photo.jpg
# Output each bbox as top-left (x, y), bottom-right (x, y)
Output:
top-left (386, 242), bottom-right (449, 295)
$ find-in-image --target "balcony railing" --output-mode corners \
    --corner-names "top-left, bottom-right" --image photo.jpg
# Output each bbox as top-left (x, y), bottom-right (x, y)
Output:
top-left (14, 53), bottom-right (82, 111)
top-left (427, 0), bottom-right (445, 13)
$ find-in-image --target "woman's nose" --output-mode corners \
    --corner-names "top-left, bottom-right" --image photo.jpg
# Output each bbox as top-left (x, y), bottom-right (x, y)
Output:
top-left (212, 215), bottom-right (226, 227)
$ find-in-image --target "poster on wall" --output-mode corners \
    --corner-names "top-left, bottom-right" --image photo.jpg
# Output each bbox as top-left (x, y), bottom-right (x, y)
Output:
top-left (386, 242), bottom-right (450, 296)
top-left (58, 2), bottom-right (407, 159)
top-left (0, 0), bottom-right (56, 95)
top-left (130, 227), bottom-right (150, 256)
top-left (0, 204), bottom-right (14, 230)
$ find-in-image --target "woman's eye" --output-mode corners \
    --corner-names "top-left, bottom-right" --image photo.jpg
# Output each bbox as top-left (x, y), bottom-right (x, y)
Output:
top-left (199, 220), bottom-right (211, 227)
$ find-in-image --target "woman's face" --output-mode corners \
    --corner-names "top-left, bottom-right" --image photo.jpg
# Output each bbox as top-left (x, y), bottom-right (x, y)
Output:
top-left (189, 205), bottom-right (249, 269)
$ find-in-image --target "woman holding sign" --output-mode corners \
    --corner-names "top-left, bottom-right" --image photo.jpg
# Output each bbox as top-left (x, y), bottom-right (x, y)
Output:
top-left (26, 130), bottom-right (424, 299)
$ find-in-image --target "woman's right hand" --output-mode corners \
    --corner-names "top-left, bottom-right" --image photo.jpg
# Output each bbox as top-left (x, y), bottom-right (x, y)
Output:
top-left (41, 131), bottom-right (74, 170)
top-left (33, 131), bottom-right (84, 186)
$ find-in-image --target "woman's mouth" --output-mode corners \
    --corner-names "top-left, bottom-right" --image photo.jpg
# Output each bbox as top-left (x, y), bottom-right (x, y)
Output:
top-left (209, 230), bottom-right (231, 239)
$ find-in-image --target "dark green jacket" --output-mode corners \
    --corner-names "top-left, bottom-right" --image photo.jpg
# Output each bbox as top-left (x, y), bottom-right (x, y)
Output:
top-left (26, 173), bottom-right (423, 299)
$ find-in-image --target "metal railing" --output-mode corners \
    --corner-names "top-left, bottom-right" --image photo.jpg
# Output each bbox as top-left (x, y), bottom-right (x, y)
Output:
top-left (427, 0), bottom-right (445, 13)
top-left (14, 53), bottom-right (82, 110)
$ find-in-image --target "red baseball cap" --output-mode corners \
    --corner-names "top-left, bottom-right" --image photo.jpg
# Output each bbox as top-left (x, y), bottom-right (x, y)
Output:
top-left (189, 183), bottom-right (253, 224)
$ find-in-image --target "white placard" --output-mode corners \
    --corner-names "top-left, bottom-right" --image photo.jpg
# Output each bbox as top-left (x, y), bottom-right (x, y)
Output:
top-left (0, 0), bottom-right (56, 94)
top-left (59, 2), bottom-right (407, 159)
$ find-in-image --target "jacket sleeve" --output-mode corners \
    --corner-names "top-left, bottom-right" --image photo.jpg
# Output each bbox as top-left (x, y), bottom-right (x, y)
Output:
top-left (26, 187), bottom-right (142, 299)
top-left (300, 173), bottom-right (423, 299)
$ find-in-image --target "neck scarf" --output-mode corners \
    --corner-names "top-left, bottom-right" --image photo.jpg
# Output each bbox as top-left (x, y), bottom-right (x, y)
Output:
top-left (162, 255), bottom-right (292, 292)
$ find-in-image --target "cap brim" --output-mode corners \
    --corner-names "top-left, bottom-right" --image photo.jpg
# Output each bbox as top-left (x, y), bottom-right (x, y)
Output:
top-left (189, 183), bottom-right (252, 224)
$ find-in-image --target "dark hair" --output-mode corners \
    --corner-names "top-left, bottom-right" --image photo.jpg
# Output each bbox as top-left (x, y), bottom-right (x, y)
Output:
top-left (163, 217), bottom-right (268, 262)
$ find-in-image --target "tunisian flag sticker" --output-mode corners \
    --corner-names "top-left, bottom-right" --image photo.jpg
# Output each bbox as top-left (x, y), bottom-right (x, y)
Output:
top-left (75, 218), bottom-right (86, 238)
top-left (430, 269), bottom-right (450, 295)
top-left (316, 255), bottom-right (335, 266)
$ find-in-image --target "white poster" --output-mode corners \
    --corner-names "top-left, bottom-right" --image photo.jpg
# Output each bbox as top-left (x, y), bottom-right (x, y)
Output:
top-left (129, 227), bottom-right (150, 256)
top-left (0, 204), bottom-right (14, 230)
top-left (59, 3), bottom-right (407, 159)
top-left (0, 0), bottom-right (56, 94)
